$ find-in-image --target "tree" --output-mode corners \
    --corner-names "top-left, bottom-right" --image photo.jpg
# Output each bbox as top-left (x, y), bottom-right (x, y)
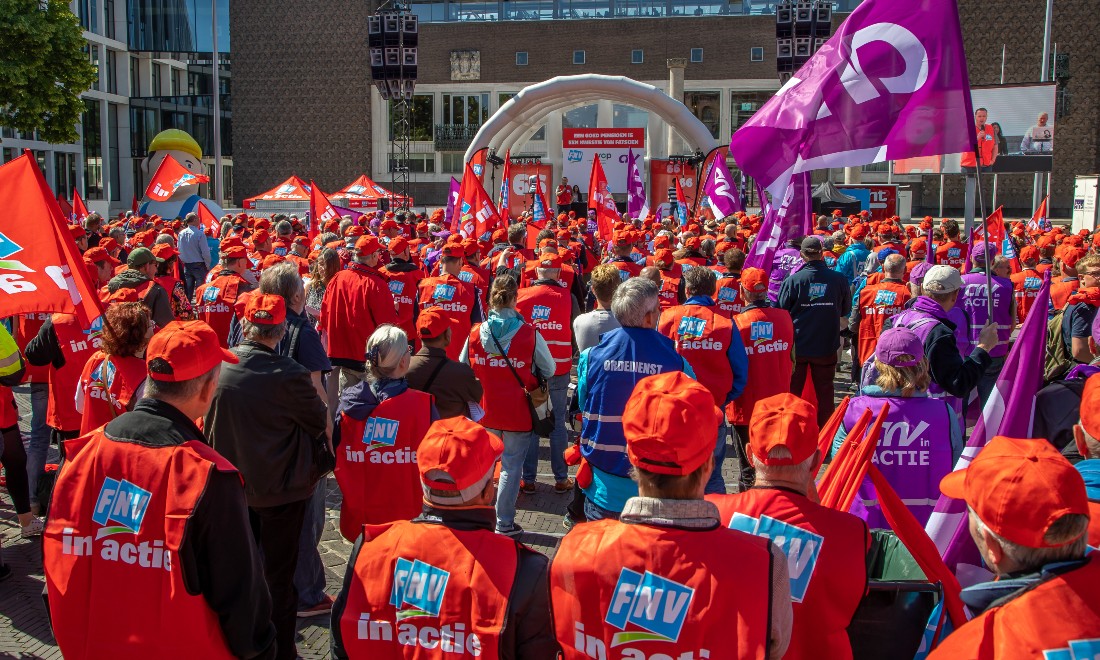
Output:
top-left (0, 0), bottom-right (98, 144)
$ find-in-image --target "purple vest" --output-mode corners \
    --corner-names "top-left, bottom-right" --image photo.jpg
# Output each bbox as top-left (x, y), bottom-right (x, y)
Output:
top-left (960, 272), bottom-right (1013, 357)
top-left (843, 395), bottom-right (954, 528)
top-left (890, 307), bottom-right (965, 428)
top-left (946, 305), bottom-right (973, 357)
top-left (767, 247), bottom-right (804, 302)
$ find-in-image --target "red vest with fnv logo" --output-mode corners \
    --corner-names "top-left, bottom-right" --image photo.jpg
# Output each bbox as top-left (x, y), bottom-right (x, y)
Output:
top-left (715, 274), bottom-right (744, 318)
top-left (337, 519), bottom-right (518, 658)
top-left (77, 352), bottom-right (149, 434)
top-left (467, 323), bottom-right (537, 432)
top-left (856, 281), bottom-right (912, 366)
top-left (658, 303), bottom-right (734, 407)
top-left (728, 305), bottom-right (794, 425)
top-left (516, 284), bottom-right (573, 377)
top-left (551, 520), bottom-right (772, 660)
top-left (418, 274), bottom-right (476, 361)
top-left (44, 430), bottom-right (238, 659)
top-left (383, 266), bottom-right (427, 351)
top-left (49, 313), bottom-right (102, 432)
top-left (194, 273), bottom-right (248, 348)
top-left (708, 488), bottom-right (870, 660)
top-left (657, 271), bottom-right (681, 310)
top-left (334, 389), bottom-right (433, 542)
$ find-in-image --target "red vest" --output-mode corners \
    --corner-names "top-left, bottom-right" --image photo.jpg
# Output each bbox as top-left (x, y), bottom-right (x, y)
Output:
top-left (729, 306), bottom-right (794, 425)
top-left (337, 519), bottom-right (518, 658)
top-left (516, 284), bottom-right (573, 377)
top-left (77, 353), bottom-right (149, 435)
top-left (49, 313), bottom-right (102, 431)
top-left (467, 323), bottom-right (537, 432)
top-left (658, 304), bottom-right (734, 407)
top-left (551, 520), bottom-right (772, 660)
top-left (856, 281), bottom-right (912, 366)
top-left (708, 488), bottom-right (870, 660)
top-left (935, 240), bottom-right (968, 269)
top-left (44, 430), bottom-right (238, 659)
top-left (609, 258), bottom-right (642, 281)
top-left (0, 386), bottom-right (16, 428)
top-left (657, 271), bottom-right (681, 310)
top-left (418, 274), bottom-right (476, 361)
top-left (459, 263), bottom-right (490, 310)
top-left (715, 274), bottom-right (744, 318)
top-left (16, 312), bottom-right (50, 383)
top-left (383, 266), bottom-right (427, 351)
top-left (928, 555), bottom-right (1100, 660)
top-left (1012, 268), bottom-right (1045, 321)
top-left (960, 124), bottom-right (996, 168)
top-left (1050, 277), bottom-right (1080, 313)
top-left (194, 273), bottom-right (249, 348)
top-left (334, 389), bottom-right (433, 541)
top-left (154, 276), bottom-right (184, 318)
top-left (1089, 501), bottom-right (1100, 548)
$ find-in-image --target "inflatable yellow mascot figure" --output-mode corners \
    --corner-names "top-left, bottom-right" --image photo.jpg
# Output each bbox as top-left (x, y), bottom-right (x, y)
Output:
top-left (138, 128), bottom-right (225, 219)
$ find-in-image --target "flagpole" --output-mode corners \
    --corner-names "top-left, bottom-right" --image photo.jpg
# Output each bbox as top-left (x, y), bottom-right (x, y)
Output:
top-left (690, 147), bottom-right (721, 220)
top-left (975, 174), bottom-right (994, 320)
top-left (211, 0), bottom-right (223, 207)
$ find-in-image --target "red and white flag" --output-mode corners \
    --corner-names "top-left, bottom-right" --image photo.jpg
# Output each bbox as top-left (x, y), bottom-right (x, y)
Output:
top-left (456, 162), bottom-right (503, 239)
top-left (1026, 196), bottom-right (1049, 234)
top-left (0, 152), bottom-right (103, 326)
top-left (588, 155), bottom-right (618, 242)
top-left (72, 188), bottom-right (89, 222)
top-left (144, 155), bottom-right (209, 202)
top-left (309, 180), bottom-right (342, 243)
top-left (196, 201), bottom-right (221, 235)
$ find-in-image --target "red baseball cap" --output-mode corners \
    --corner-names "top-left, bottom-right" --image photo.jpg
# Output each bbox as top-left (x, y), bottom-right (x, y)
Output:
top-left (1019, 245), bottom-right (1039, 262)
top-left (1078, 375), bottom-right (1100, 446)
top-left (99, 237), bottom-right (119, 254)
top-left (1062, 247), bottom-right (1087, 269)
top-left (83, 247), bottom-right (119, 266)
top-left (146, 320), bottom-right (238, 382)
top-left (69, 225), bottom-right (87, 239)
top-left (653, 235), bottom-right (671, 250)
top-left (252, 229), bottom-right (270, 244)
top-left (345, 225), bottom-right (365, 238)
top-left (381, 219), bottom-right (399, 231)
top-left (940, 436), bottom-right (1089, 548)
top-left (683, 236), bottom-right (701, 251)
top-left (355, 235), bottom-right (382, 254)
top-left (749, 393), bottom-right (818, 465)
top-left (417, 307), bottom-right (458, 339)
top-left (492, 229), bottom-right (508, 244)
top-left (536, 253), bottom-right (562, 269)
top-left (439, 244), bottom-right (463, 258)
top-left (260, 253), bottom-right (285, 270)
top-left (244, 293), bottom-right (286, 325)
top-left (222, 245), bottom-right (248, 260)
top-left (220, 236), bottom-right (245, 250)
top-left (741, 267), bottom-right (768, 293)
top-left (539, 238), bottom-right (559, 250)
top-left (152, 243), bottom-right (178, 262)
top-left (418, 417), bottom-right (504, 502)
top-left (388, 236), bottom-right (409, 254)
top-left (462, 238), bottom-right (480, 257)
top-left (653, 248), bottom-right (675, 266)
top-left (623, 372), bottom-right (720, 476)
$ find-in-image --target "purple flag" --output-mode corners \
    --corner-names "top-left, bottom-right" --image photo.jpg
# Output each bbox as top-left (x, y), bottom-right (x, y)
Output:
top-left (445, 176), bottom-right (461, 233)
top-left (331, 202), bottom-right (366, 223)
top-left (703, 153), bottom-right (743, 219)
top-left (626, 149), bottom-right (649, 219)
top-left (729, 0), bottom-right (975, 198)
top-left (925, 271), bottom-right (1051, 585)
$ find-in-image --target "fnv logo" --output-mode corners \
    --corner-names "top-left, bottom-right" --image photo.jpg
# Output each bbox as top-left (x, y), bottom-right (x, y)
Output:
top-left (362, 417), bottom-right (401, 450)
top-left (1025, 276), bottom-right (1042, 290)
top-left (717, 286), bottom-right (738, 302)
top-left (391, 557), bottom-right (449, 620)
top-left (84, 314), bottom-right (104, 337)
top-left (0, 230), bottom-right (32, 274)
top-left (750, 321), bottom-right (774, 343)
top-left (677, 316), bottom-right (706, 340)
top-left (947, 248), bottom-right (961, 258)
top-left (605, 568), bottom-right (694, 646)
top-left (730, 513), bottom-right (823, 603)
top-left (389, 280), bottom-right (405, 296)
top-left (458, 270), bottom-right (474, 283)
top-left (433, 284), bottom-right (456, 302)
top-left (873, 289), bottom-right (897, 306)
top-left (531, 305), bottom-right (552, 322)
top-left (92, 477), bottom-right (153, 538)
top-left (808, 283), bottom-right (827, 300)
top-left (202, 286), bottom-right (221, 303)
top-left (348, 185), bottom-right (367, 195)
top-left (92, 358), bottom-right (117, 388)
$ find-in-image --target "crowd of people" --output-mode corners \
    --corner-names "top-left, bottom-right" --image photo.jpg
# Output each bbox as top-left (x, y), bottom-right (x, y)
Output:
top-left (0, 199), bottom-right (1098, 658)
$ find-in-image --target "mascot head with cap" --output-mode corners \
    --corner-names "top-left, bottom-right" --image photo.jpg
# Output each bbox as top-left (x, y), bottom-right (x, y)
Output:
top-left (139, 129), bottom-right (224, 219)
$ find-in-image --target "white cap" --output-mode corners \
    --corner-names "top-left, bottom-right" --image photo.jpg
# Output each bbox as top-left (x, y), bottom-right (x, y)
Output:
top-left (923, 264), bottom-right (964, 294)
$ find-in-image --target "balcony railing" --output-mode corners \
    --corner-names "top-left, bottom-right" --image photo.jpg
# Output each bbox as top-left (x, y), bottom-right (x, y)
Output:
top-left (434, 124), bottom-right (481, 152)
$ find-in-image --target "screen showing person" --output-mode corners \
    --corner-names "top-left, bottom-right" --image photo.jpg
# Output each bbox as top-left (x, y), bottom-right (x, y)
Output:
top-left (1022, 112), bottom-right (1054, 154)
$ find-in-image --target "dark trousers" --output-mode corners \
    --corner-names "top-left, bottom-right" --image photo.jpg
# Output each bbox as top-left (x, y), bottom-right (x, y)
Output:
top-left (249, 499), bottom-right (309, 660)
top-left (791, 354), bottom-right (838, 428)
top-left (183, 262), bottom-right (208, 300)
top-left (732, 424), bottom-right (754, 493)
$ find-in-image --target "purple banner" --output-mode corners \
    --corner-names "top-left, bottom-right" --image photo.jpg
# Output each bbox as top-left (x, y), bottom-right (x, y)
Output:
top-left (445, 176), bottom-right (461, 232)
top-left (743, 172), bottom-right (812, 272)
top-left (703, 154), bottom-right (743, 219)
top-left (729, 0), bottom-right (975, 198)
top-left (626, 148), bottom-right (649, 219)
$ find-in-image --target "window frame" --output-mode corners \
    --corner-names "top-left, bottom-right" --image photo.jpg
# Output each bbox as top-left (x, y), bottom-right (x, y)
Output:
top-left (690, 48), bottom-right (703, 63)
top-left (631, 49), bottom-right (643, 64)
top-left (516, 51), bottom-right (529, 66)
top-left (750, 46), bottom-right (764, 62)
top-left (573, 50), bottom-right (586, 65)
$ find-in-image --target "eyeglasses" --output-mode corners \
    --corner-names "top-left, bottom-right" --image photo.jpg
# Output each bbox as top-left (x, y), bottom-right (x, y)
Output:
top-left (1084, 271), bottom-right (1100, 279)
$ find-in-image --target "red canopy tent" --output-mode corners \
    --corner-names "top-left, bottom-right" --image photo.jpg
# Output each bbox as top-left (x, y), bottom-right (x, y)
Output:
top-left (335, 175), bottom-right (413, 209)
top-left (242, 175), bottom-right (312, 210)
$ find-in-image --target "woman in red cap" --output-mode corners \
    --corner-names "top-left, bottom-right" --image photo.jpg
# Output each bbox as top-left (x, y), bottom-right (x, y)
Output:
top-left (75, 302), bottom-right (153, 436)
top-left (151, 244), bottom-right (193, 321)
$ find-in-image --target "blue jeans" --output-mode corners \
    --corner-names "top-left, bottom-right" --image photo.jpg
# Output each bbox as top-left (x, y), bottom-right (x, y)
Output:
top-left (522, 373), bottom-right (569, 483)
top-left (183, 262), bottom-right (209, 301)
top-left (22, 383), bottom-right (50, 506)
top-left (490, 428), bottom-right (538, 530)
top-left (704, 420), bottom-right (728, 495)
top-left (293, 476), bottom-right (328, 608)
top-left (583, 498), bottom-right (622, 522)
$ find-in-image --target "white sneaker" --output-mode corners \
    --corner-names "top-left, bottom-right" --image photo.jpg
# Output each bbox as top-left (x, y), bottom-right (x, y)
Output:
top-left (21, 517), bottom-right (45, 538)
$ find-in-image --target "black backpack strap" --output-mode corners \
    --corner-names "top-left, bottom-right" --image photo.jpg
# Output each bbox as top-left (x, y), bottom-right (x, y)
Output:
top-left (280, 314), bottom-right (306, 360)
top-left (421, 357), bottom-right (449, 392)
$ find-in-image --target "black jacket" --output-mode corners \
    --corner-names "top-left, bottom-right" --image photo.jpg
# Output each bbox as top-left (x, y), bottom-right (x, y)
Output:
top-left (330, 504), bottom-right (560, 660)
top-left (887, 309), bottom-right (992, 399)
top-left (777, 260), bottom-right (852, 357)
top-left (204, 341), bottom-right (327, 508)
top-left (96, 399), bottom-right (277, 659)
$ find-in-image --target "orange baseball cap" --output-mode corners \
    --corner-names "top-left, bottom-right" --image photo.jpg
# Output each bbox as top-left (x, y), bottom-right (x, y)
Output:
top-left (222, 245), bottom-right (248, 260)
top-left (83, 247), bottom-right (119, 266)
top-left (355, 235), bottom-right (382, 254)
top-left (740, 267), bottom-right (768, 293)
top-left (749, 393), bottom-right (818, 465)
top-left (683, 236), bottom-right (702, 251)
top-left (418, 417), bottom-right (504, 500)
top-left (417, 307), bottom-right (458, 339)
top-left (462, 238), bottom-right (480, 257)
top-left (653, 248), bottom-right (675, 266)
top-left (146, 320), bottom-right (238, 382)
top-left (152, 243), bottom-right (178, 262)
top-left (261, 253), bottom-right (285, 270)
top-left (1062, 247), bottom-right (1087, 269)
top-left (381, 219), bottom-right (399, 231)
top-left (1019, 245), bottom-right (1039, 263)
top-left (439, 244), bottom-right (463, 258)
top-left (345, 225), bottom-right (365, 238)
top-left (653, 235), bottom-right (671, 250)
top-left (940, 436), bottom-right (1089, 548)
top-left (244, 293), bottom-right (286, 325)
top-left (69, 225), bottom-right (87, 239)
top-left (623, 372), bottom-right (720, 476)
top-left (252, 228), bottom-right (270, 244)
top-left (536, 253), bottom-right (562, 269)
top-left (1078, 375), bottom-right (1100, 444)
top-left (99, 237), bottom-right (119, 254)
top-left (388, 236), bottom-right (409, 254)
top-left (539, 238), bottom-right (559, 250)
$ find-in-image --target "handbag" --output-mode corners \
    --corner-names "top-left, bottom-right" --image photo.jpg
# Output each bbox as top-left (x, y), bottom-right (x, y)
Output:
top-left (486, 322), bottom-right (555, 436)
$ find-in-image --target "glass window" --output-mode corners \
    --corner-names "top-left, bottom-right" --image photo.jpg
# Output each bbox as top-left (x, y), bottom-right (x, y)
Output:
top-left (516, 51), bottom-right (528, 66)
top-left (105, 50), bottom-right (117, 94)
top-left (411, 1), bottom-right (447, 22)
top-left (573, 50), bottom-right (585, 65)
top-left (104, 0), bottom-right (115, 39)
top-left (559, 0), bottom-right (612, 19)
top-left (690, 48), bottom-right (703, 63)
top-left (107, 103), bottom-right (120, 201)
top-left (613, 103), bottom-right (648, 128)
top-left (129, 56), bottom-right (139, 95)
top-left (631, 49), bottom-right (643, 64)
top-left (612, 0), bottom-right (667, 17)
top-left (128, 0), bottom-right (230, 53)
top-left (505, 0), bottom-right (555, 21)
top-left (82, 99), bottom-right (103, 200)
top-left (563, 104), bottom-right (598, 129)
top-left (451, 0), bottom-right (499, 21)
top-left (151, 63), bottom-right (160, 96)
top-left (672, 0), bottom-right (729, 15)
top-left (89, 45), bottom-right (100, 91)
top-left (77, 0), bottom-right (99, 33)
top-left (441, 93), bottom-right (487, 126)
top-left (54, 153), bottom-right (78, 200)
top-left (389, 94), bottom-right (434, 141)
top-left (685, 91), bottom-right (720, 139)
top-left (730, 90), bottom-right (774, 131)
top-left (441, 152), bottom-right (464, 173)
top-left (389, 153), bottom-right (435, 173)
top-left (171, 69), bottom-right (181, 96)
top-left (750, 46), bottom-right (764, 62)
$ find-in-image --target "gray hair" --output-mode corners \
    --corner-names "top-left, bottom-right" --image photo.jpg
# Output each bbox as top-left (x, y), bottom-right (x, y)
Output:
top-left (683, 266), bottom-right (717, 297)
top-left (259, 262), bottom-right (304, 301)
top-left (242, 318), bottom-right (287, 343)
top-left (183, 212), bottom-right (199, 226)
top-left (274, 220), bottom-right (293, 237)
top-left (154, 233), bottom-right (175, 246)
top-left (970, 507), bottom-right (1088, 570)
top-left (883, 253), bottom-right (907, 276)
top-left (535, 267), bottom-right (560, 281)
top-left (753, 446), bottom-right (817, 485)
top-left (612, 278), bottom-right (659, 328)
top-left (366, 324), bottom-right (410, 381)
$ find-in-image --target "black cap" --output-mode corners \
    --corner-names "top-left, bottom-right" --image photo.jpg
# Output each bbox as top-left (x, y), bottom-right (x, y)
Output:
top-left (800, 236), bottom-right (823, 253)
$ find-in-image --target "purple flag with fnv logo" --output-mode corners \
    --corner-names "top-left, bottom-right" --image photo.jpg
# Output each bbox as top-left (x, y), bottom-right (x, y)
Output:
top-left (703, 154), bottom-right (743, 219)
top-left (729, 0), bottom-right (974, 199)
top-left (924, 271), bottom-right (1050, 586)
top-left (626, 148), bottom-right (649, 219)
top-left (445, 177), bottom-right (461, 233)
top-left (743, 172), bottom-right (813, 272)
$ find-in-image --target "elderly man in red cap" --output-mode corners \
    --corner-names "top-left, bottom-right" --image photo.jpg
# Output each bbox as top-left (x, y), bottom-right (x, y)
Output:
top-left (382, 235), bottom-right (426, 349)
top-left (44, 320), bottom-right (276, 659)
top-left (331, 416), bottom-right (559, 659)
top-left (709, 393), bottom-right (869, 660)
top-left (552, 371), bottom-right (792, 660)
top-left (928, 436), bottom-right (1099, 658)
top-left (194, 244), bottom-right (256, 347)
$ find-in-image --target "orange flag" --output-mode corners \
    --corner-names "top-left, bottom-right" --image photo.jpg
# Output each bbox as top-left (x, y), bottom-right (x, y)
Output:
top-left (0, 152), bottom-right (104, 326)
top-left (144, 155), bottom-right (209, 202)
top-left (588, 156), bottom-right (618, 243)
top-left (309, 181), bottom-right (342, 243)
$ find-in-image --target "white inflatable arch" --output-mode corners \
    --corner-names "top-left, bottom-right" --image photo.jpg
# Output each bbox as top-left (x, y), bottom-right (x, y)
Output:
top-left (463, 74), bottom-right (720, 163)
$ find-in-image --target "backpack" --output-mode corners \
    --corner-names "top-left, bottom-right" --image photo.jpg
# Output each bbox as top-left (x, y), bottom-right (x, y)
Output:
top-left (1044, 308), bottom-right (1072, 383)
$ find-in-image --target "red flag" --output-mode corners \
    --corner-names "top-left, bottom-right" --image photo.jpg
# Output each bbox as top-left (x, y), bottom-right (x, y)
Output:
top-left (973, 206), bottom-right (1005, 244)
top-left (196, 201), bottom-right (221, 236)
top-left (143, 155), bottom-right (210, 202)
top-left (309, 180), bottom-right (342, 244)
top-left (675, 176), bottom-right (690, 224)
top-left (469, 149), bottom-right (488, 183)
top-left (457, 163), bottom-right (503, 239)
top-left (0, 152), bottom-right (103, 326)
top-left (72, 188), bottom-right (89, 222)
top-left (588, 156), bottom-right (618, 242)
top-left (131, 194), bottom-right (139, 214)
top-left (498, 152), bottom-right (512, 217)
top-left (56, 192), bottom-right (73, 219)
top-left (1027, 196), bottom-right (1048, 233)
